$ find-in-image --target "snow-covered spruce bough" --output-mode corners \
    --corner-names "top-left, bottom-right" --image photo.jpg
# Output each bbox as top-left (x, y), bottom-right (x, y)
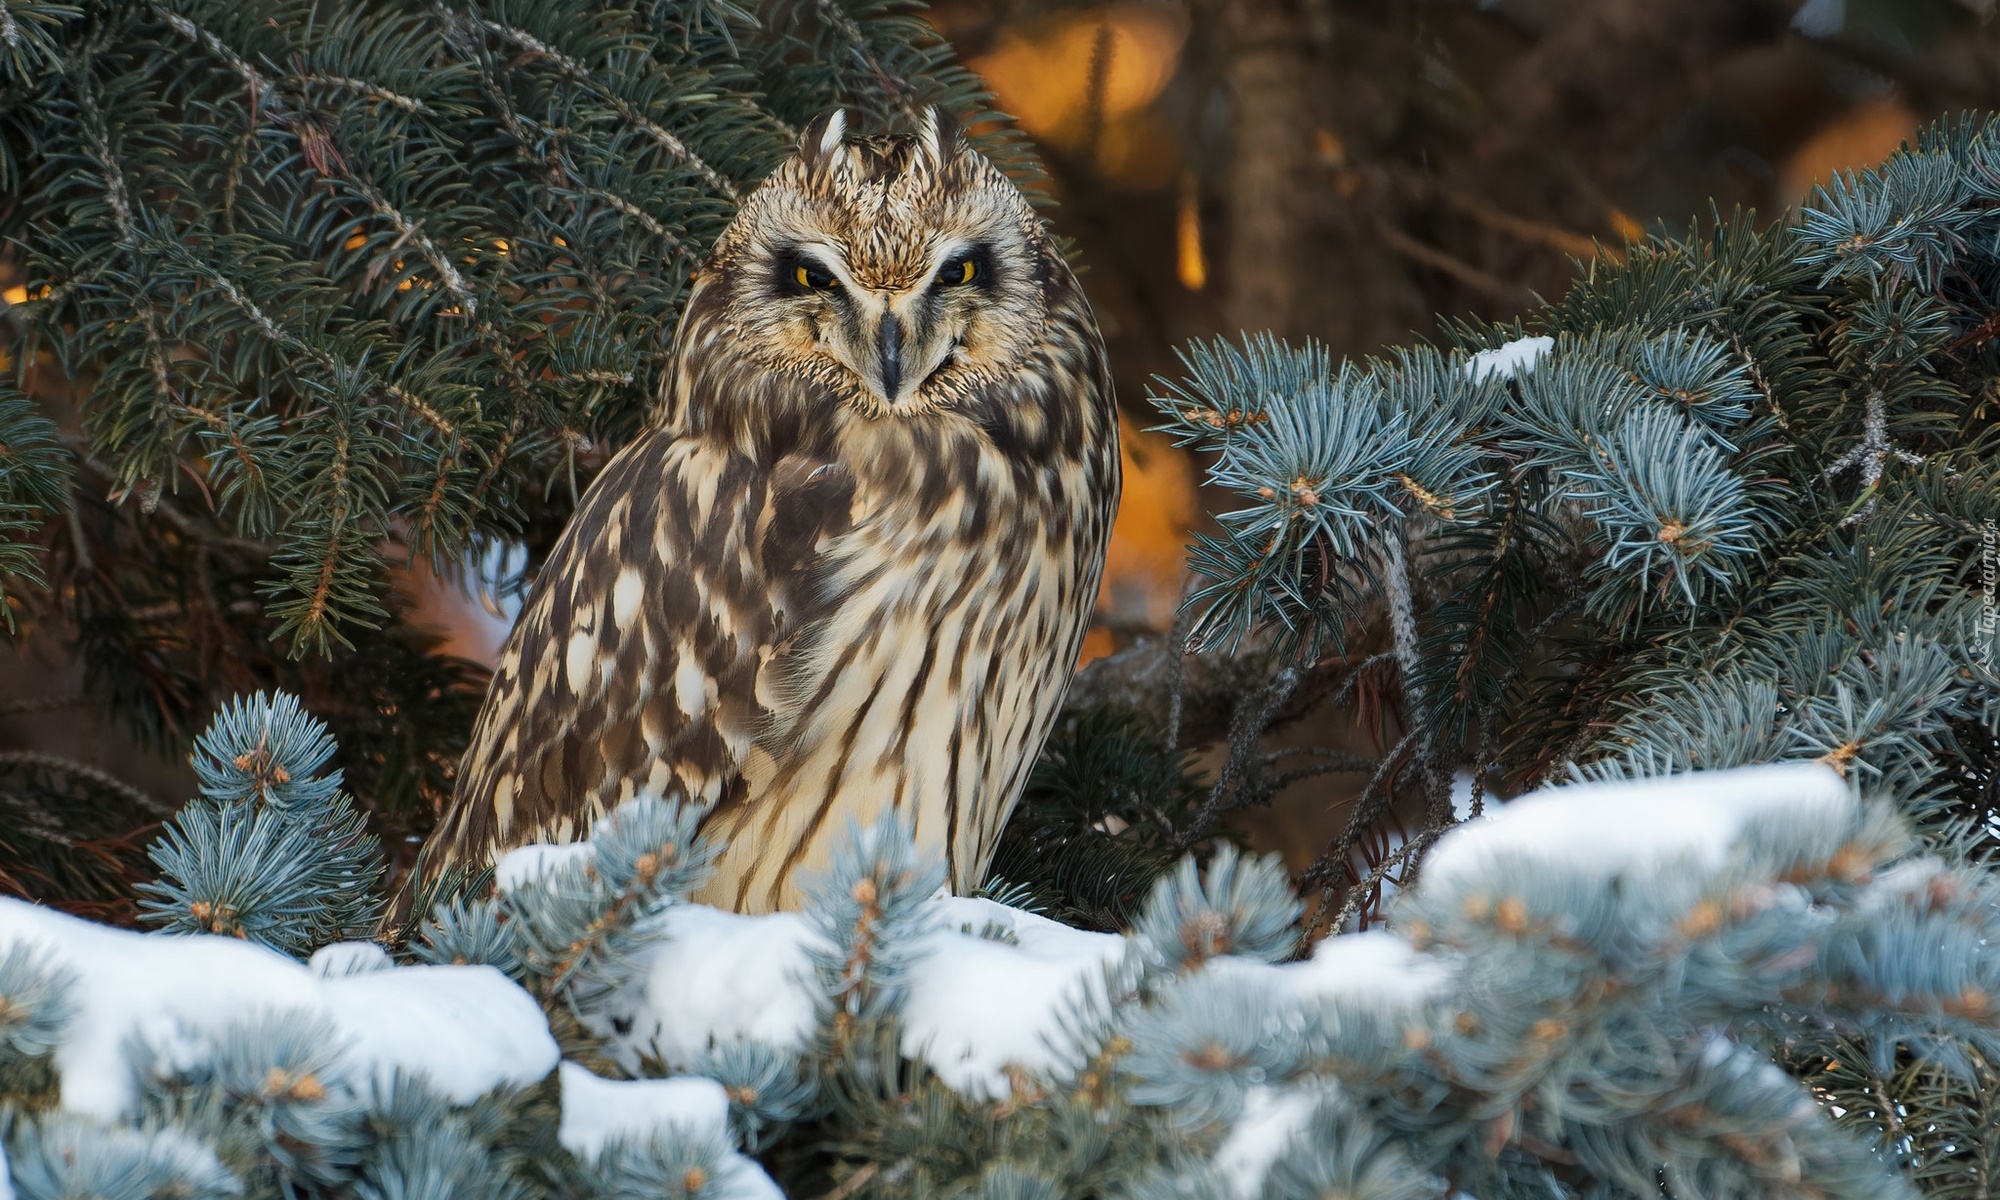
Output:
top-left (4, 692), bottom-right (2000, 1198)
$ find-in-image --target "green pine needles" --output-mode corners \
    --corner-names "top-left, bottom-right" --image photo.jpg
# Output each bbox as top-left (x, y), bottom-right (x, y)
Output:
top-left (0, 0), bottom-right (1020, 657)
top-left (0, 0), bottom-right (1023, 892)
top-left (0, 390), bottom-right (70, 631)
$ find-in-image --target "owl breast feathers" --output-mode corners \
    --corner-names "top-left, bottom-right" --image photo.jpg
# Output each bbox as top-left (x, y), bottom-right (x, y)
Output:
top-left (422, 108), bottom-right (1120, 913)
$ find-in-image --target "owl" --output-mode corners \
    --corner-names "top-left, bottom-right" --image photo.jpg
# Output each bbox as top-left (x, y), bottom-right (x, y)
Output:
top-left (421, 107), bottom-right (1120, 914)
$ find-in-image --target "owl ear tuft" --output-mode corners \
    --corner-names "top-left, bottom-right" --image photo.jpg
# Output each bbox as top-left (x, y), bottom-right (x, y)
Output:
top-left (918, 105), bottom-right (964, 165)
top-left (799, 110), bottom-right (847, 170)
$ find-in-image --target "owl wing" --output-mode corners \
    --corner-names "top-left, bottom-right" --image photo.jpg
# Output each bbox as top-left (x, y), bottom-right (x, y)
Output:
top-left (423, 427), bottom-right (852, 880)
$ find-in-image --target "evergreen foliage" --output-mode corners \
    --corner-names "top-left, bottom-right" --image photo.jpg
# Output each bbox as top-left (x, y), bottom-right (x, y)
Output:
top-left (0, 943), bottom-right (70, 1068)
top-left (1129, 113), bottom-right (2000, 1192)
top-left (1152, 119), bottom-right (1998, 912)
top-left (0, 749), bottom-right (162, 922)
top-left (139, 691), bottom-right (382, 954)
top-left (0, 388), bottom-right (70, 630)
top-left (985, 707), bottom-right (1212, 933)
top-left (0, 0), bottom-right (1018, 866)
top-left (0, 0), bottom-right (1995, 1192)
top-left (6, 1113), bottom-right (241, 1200)
top-left (0, 0), bottom-right (1014, 652)
top-left (803, 816), bottom-right (946, 1035)
top-left (12, 700), bottom-right (2000, 1199)
top-left (500, 797), bottom-right (716, 1009)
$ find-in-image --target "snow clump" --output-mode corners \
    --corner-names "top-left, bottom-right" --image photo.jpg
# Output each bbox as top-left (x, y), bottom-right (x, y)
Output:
top-left (0, 898), bottom-right (557, 1118)
top-left (1464, 334), bottom-right (1554, 383)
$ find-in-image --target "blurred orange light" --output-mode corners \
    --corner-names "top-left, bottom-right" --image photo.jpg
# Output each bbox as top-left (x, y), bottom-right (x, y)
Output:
top-left (1084, 415), bottom-right (1199, 663)
top-left (1313, 128), bottom-right (1348, 169)
top-left (1779, 97), bottom-right (1920, 206)
top-left (1176, 171), bottom-right (1206, 291)
top-left (973, 3), bottom-right (1187, 185)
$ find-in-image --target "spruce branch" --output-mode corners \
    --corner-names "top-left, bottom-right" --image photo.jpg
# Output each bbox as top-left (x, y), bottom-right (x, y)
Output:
top-left (1130, 843), bottom-right (1300, 976)
top-left (5, 1113), bottom-right (241, 1200)
top-left (138, 692), bottom-right (384, 955)
top-left (1824, 386), bottom-right (1928, 526)
top-left (0, 750), bottom-right (166, 818)
top-left (0, 941), bottom-right (74, 1065)
top-left (502, 795), bottom-right (719, 1010)
top-left (803, 814), bottom-right (944, 1037)
top-left (465, 15), bottom-right (743, 202)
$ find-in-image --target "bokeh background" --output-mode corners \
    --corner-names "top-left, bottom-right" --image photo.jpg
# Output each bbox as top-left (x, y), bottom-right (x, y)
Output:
top-left (6, 0), bottom-right (1999, 889)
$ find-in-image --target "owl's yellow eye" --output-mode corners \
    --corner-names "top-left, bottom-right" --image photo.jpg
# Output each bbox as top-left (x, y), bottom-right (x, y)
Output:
top-left (939, 256), bottom-right (977, 286)
top-left (792, 262), bottom-right (837, 289)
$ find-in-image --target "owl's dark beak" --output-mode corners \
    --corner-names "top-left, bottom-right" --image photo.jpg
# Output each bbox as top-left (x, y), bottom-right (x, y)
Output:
top-left (877, 314), bottom-right (904, 400)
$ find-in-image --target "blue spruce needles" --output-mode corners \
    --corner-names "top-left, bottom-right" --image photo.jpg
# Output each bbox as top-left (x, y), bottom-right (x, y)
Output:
top-left (804, 814), bottom-right (947, 1033)
top-left (1131, 844), bottom-right (1300, 976)
top-left (689, 1040), bottom-right (816, 1153)
top-left (139, 692), bottom-right (383, 956)
top-left (5, 1114), bottom-right (241, 1200)
top-left (16, 687), bottom-right (2000, 1200)
top-left (1120, 969), bottom-right (1308, 1127)
top-left (409, 895), bottom-right (522, 980)
top-left (0, 944), bottom-right (73, 1065)
top-left (498, 794), bottom-right (722, 1010)
top-left (577, 1125), bottom-right (741, 1200)
top-left (135, 1010), bottom-right (370, 1190)
top-left (1258, 1093), bottom-right (1429, 1200)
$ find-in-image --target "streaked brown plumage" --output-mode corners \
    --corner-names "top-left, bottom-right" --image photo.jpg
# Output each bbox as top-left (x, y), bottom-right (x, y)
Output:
top-left (422, 108), bottom-right (1119, 913)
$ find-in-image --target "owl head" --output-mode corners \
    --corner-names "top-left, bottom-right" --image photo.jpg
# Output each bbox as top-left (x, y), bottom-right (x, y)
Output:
top-left (689, 107), bottom-right (1053, 421)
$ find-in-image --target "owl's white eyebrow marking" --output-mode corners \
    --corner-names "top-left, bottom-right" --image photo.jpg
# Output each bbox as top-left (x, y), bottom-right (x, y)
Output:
top-left (930, 240), bottom-right (976, 271)
top-left (819, 110), bottom-right (847, 156)
top-left (785, 242), bottom-right (870, 300)
top-left (793, 245), bottom-right (841, 272)
top-left (926, 240), bottom-right (993, 285)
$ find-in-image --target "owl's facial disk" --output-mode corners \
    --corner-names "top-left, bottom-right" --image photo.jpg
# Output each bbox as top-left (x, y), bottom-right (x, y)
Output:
top-left (777, 241), bottom-right (993, 407)
top-left (697, 109), bottom-right (1049, 420)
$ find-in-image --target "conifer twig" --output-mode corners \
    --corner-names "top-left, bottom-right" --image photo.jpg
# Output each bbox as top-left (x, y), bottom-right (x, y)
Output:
top-left (0, 751), bottom-right (170, 817)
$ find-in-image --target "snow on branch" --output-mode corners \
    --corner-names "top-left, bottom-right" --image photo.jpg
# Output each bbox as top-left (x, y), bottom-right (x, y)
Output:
top-left (7, 692), bottom-right (1999, 1200)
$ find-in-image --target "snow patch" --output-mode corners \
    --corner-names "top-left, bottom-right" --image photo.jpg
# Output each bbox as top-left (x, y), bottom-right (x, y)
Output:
top-left (607, 905), bottom-right (823, 1070)
top-left (599, 892), bottom-right (1123, 1099)
top-left (557, 1061), bottom-right (729, 1156)
top-left (321, 965), bottom-right (558, 1103)
top-left (0, 898), bottom-right (556, 1118)
top-left (309, 940), bottom-right (389, 978)
top-left (1283, 930), bottom-right (1451, 1008)
top-left (1858, 857), bottom-right (1950, 907)
top-left (1464, 335), bottom-right (1553, 383)
top-left (558, 1063), bottom-right (783, 1200)
top-left (495, 842), bottom-right (596, 892)
top-left (900, 897), bottom-right (1126, 1099)
top-left (1203, 933), bottom-right (1446, 1038)
top-left (1421, 763), bottom-right (1852, 888)
top-left (1214, 1085), bottom-right (1319, 1199)
top-left (0, 899), bottom-right (325, 1118)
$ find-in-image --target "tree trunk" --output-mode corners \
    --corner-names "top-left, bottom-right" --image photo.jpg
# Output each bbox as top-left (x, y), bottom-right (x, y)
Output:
top-left (1212, 0), bottom-right (1313, 338)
